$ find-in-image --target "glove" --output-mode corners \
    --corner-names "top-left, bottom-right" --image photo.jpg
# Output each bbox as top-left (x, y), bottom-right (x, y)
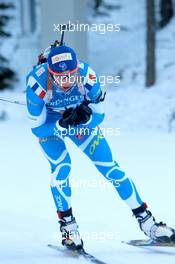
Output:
top-left (59, 107), bottom-right (78, 129)
top-left (75, 101), bottom-right (92, 125)
top-left (59, 102), bottom-right (92, 129)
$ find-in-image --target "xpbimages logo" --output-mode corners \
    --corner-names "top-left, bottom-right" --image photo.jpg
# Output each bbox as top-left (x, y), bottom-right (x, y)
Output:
top-left (52, 70), bottom-right (121, 87)
top-left (53, 20), bottom-right (120, 35)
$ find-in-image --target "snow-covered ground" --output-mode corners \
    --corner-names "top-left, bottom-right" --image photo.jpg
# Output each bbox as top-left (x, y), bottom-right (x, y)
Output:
top-left (0, 113), bottom-right (175, 264)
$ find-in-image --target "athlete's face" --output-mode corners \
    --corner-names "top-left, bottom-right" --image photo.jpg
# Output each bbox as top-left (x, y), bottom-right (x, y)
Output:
top-left (53, 72), bottom-right (78, 92)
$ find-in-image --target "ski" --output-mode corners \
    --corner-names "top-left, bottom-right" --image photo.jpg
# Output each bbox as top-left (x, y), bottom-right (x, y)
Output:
top-left (122, 239), bottom-right (175, 247)
top-left (47, 244), bottom-right (108, 264)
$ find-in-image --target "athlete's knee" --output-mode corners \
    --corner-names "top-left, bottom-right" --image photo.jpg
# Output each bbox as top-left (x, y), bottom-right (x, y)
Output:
top-left (96, 161), bottom-right (126, 185)
top-left (50, 152), bottom-right (71, 188)
top-left (106, 165), bottom-right (125, 180)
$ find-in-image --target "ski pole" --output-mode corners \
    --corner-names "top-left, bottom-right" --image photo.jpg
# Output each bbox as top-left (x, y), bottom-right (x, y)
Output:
top-left (0, 97), bottom-right (26, 106)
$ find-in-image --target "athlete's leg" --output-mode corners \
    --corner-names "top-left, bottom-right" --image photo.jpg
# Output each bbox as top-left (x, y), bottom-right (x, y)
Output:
top-left (39, 135), bottom-right (71, 212)
top-left (39, 134), bottom-right (83, 248)
top-left (70, 127), bottom-right (143, 210)
top-left (69, 127), bottom-right (175, 242)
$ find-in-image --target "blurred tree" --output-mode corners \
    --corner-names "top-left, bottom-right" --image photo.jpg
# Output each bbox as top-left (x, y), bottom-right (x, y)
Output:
top-left (158, 0), bottom-right (173, 28)
top-left (146, 0), bottom-right (156, 87)
top-left (94, 0), bottom-right (102, 11)
top-left (0, 2), bottom-right (16, 90)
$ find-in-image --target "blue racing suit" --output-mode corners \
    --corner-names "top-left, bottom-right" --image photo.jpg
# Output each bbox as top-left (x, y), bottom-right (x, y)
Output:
top-left (26, 61), bottom-right (143, 212)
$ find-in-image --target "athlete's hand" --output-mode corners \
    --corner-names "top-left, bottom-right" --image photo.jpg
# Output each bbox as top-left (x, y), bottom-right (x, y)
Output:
top-left (75, 101), bottom-right (92, 125)
top-left (59, 102), bottom-right (92, 129)
top-left (59, 107), bottom-right (78, 129)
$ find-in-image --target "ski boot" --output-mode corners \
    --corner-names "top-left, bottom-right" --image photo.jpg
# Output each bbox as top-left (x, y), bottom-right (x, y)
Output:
top-left (57, 208), bottom-right (83, 250)
top-left (132, 203), bottom-right (175, 243)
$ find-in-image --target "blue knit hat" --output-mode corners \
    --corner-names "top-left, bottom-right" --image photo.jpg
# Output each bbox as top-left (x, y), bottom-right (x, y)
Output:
top-left (47, 45), bottom-right (78, 75)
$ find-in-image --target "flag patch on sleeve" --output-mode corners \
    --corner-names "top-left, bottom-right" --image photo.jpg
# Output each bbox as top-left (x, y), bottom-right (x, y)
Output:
top-left (28, 76), bottom-right (46, 99)
top-left (89, 73), bottom-right (96, 82)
